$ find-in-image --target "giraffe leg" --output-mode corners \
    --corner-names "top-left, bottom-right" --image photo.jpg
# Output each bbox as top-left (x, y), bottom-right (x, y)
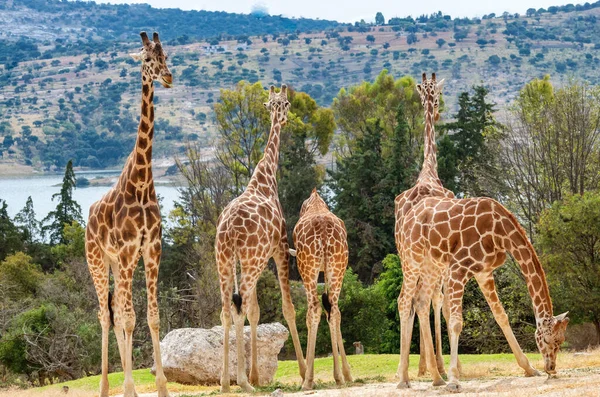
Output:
top-left (248, 288), bottom-right (261, 386)
top-left (87, 245), bottom-right (110, 397)
top-left (414, 286), bottom-right (445, 387)
top-left (442, 282), bottom-right (461, 375)
top-left (327, 304), bottom-right (343, 386)
top-left (474, 269), bottom-right (541, 377)
top-left (301, 278), bottom-right (321, 391)
top-left (274, 247), bottom-right (306, 380)
top-left (117, 252), bottom-right (139, 397)
top-left (397, 271), bottom-right (418, 389)
top-left (334, 300), bottom-right (352, 383)
top-left (233, 282), bottom-right (254, 393)
top-left (216, 251), bottom-right (234, 393)
top-left (432, 279), bottom-right (447, 377)
top-left (142, 245), bottom-right (169, 397)
top-left (109, 259), bottom-right (127, 372)
top-left (446, 270), bottom-right (468, 393)
top-left (418, 328), bottom-right (427, 376)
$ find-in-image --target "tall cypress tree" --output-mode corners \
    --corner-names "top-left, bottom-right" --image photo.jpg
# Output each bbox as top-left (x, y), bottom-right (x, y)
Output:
top-left (43, 160), bottom-right (83, 244)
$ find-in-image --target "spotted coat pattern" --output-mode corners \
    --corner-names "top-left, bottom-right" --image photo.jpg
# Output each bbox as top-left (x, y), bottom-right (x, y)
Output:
top-left (85, 32), bottom-right (172, 397)
top-left (292, 189), bottom-right (352, 390)
top-left (214, 85), bottom-right (306, 393)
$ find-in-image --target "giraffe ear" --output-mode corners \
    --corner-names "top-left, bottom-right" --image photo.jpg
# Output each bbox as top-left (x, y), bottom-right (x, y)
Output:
top-left (416, 84), bottom-right (423, 95)
top-left (130, 52), bottom-right (144, 62)
top-left (436, 79), bottom-right (445, 92)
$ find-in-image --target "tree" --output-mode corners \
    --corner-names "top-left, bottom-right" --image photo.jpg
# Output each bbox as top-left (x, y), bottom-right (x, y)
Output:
top-left (14, 196), bottom-right (41, 244)
top-left (328, 120), bottom-right (394, 281)
top-left (214, 81), bottom-right (270, 194)
top-left (375, 12), bottom-right (385, 25)
top-left (0, 200), bottom-right (24, 262)
top-left (538, 191), bottom-right (600, 344)
top-left (43, 160), bottom-right (83, 244)
top-left (436, 38), bottom-right (446, 48)
top-left (366, 35), bottom-right (376, 44)
top-left (441, 86), bottom-right (502, 198)
top-left (332, 70), bottom-right (422, 156)
top-left (501, 77), bottom-right (600, 228)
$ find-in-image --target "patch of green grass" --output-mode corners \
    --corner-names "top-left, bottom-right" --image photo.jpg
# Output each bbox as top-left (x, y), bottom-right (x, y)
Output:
top-left (26, 351), bottom-right (579, 397)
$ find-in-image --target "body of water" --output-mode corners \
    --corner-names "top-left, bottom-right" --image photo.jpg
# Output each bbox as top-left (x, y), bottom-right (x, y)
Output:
top-left (0, 171), bottom-right (182, 223)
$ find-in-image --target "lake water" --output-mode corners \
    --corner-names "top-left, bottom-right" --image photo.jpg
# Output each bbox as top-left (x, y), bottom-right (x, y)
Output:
top-left (0, 170), bottom-right (182, 223)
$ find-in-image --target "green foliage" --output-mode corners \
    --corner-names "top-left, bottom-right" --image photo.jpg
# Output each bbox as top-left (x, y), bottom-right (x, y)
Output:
top-left (42, 160), bottom-right (83, 244)
top-left (0, 252), bottom-right (42, 300)
top-left (440, 86), bottom-right (502, 197)
top-left (538, 191), bottom-right (600, 343)
top-left (0, 200), bottom-right (25, 262)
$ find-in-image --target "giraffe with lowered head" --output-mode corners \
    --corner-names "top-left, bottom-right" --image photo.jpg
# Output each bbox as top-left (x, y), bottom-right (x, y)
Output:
top-left (396, 86), bottom-right (569, 390)
top-left (85, 32), bottom-right (172, 397)
top-left (215, 84), bottom-right (306, 393)
top-left (291, 189), bottom-right (353, 390)
top-left (394, 73), bottom-right (455, 383)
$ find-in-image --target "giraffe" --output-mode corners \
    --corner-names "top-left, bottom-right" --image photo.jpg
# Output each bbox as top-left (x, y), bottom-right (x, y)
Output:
top-left (215, 84), bottom-right (306, 393)
top-left (397, 165), bottom-right (569, 389)
top-left (291, 189), bottom-right (353, 390)
top-left (85, 32), bottom-right (172, 397)
top-left (394, 73), bottom-right (455, 382)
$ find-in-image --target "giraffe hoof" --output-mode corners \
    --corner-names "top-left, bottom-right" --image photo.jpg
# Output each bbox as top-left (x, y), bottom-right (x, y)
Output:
top-left (446, 382), bottom-right (462, 393)
top-left (301, 381), bottom-right (315, 390)
top-left (220, 384), bottom-right (230, 393)
top-left (397, 381), bottom-right (411, 389)
top-left (432, 378), bottom-right (446, 387)
top-left (526, 369), bottom-right (543, 377)
top-left (239, 382), bottom-right (255, 393)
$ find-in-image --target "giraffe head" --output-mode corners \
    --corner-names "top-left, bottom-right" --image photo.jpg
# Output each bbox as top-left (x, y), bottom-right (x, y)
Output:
top-left (264, 84), bottom-right (291, 126)
top-left (535, 312), bottom-right (569, 375)
top-left (416, 73), bottom-right (444, 122)
top-left (130, 31), bottom-right (173, 88)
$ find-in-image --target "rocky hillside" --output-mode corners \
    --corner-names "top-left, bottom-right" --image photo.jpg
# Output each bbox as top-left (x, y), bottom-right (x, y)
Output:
top-left (1, 0), bottom-right (600, 172)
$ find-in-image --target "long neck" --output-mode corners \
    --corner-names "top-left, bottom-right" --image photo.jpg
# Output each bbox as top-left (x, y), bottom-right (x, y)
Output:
top-left (418, 100), bottom-right (440, 183)
top-left (248, 113), bottom-right (280, 196)
top-left (134, 76), bottom-right (155, 169)
top-left (502, 207), bottom-right (554, 321)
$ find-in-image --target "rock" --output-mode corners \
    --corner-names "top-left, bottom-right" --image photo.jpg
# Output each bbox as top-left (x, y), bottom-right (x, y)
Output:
top-left (271, 388), bottom-right (284, 397)
top-left (152, 322), bottom-right (289, 385)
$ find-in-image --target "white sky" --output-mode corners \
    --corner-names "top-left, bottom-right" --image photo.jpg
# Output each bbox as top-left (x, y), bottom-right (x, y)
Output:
top-left (96, 0), bottom-right (566, 23)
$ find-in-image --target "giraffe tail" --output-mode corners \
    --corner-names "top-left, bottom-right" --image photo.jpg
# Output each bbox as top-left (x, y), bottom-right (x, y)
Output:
top-left (322, 292), bottom-right (331, 320)
top-left (108, 291), bottom-right (115, 327)
top-left (231, 250), bottom-right (242, 314)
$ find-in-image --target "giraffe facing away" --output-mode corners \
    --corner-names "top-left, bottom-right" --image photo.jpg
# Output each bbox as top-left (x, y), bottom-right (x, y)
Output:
top-left (291, 189), bottom-right (353, 390)
top-left (396, 88), bottom-right (569, 391)
top-left (215, 84), bottom-right (306, 393)
top-left (85, 32), bottom-right (172, 397)
top-left (394, 73), bottom-right (455, 382)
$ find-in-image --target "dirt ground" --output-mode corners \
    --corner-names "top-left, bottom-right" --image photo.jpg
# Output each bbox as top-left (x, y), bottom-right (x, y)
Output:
top-left (110, 367), bottom-right (600, 397)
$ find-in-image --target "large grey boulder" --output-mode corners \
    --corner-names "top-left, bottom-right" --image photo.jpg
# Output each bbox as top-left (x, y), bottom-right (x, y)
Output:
top-left (152, 322), bottom-right (289, 385)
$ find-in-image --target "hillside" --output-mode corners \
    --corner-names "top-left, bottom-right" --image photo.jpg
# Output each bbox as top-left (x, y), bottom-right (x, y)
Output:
top-left (2, 1), bottom-right (600, 172)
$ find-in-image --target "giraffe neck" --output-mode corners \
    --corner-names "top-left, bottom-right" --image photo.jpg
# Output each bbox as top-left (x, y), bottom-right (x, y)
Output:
top-left (501, 208), bottom-right (554, 321)
top-left (133, 77), bottom-right (155, 169)
top-left (520, 249), bottom-right (554, 321)
top-left (417, 101), bottom-right (439, 184)
top-left (248, 114), bottom-right (281, 196)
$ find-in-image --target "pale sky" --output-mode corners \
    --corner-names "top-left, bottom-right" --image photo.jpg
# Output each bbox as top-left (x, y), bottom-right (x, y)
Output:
top-left (97, 0), bottom-right (565, 22)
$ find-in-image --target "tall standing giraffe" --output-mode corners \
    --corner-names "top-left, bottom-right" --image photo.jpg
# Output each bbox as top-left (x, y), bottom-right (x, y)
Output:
top-left (394, 73), bottom-right (455, 382)
top-left (215, 84), bottom-right (306, 393)
top-left (85, 32), bottom-right (172, 397)
top-left (291, 189), bottom-right (352, 390)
